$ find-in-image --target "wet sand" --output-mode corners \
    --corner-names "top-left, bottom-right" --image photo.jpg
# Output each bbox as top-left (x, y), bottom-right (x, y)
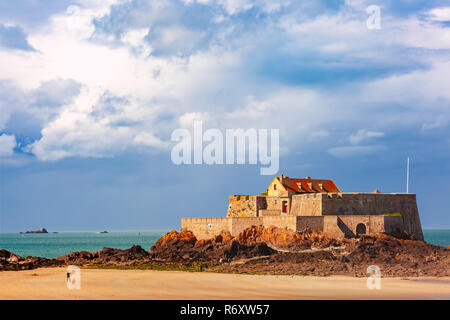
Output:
top-left (0, 267), bottom-right (449, 300)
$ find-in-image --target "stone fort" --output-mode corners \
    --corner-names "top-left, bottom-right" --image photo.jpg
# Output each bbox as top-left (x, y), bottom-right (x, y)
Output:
top-left (181, 174), bottom-right (424, 241)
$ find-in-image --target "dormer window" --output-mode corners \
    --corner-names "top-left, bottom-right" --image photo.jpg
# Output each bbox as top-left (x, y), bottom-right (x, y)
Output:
top-left (319, 183), bottom-right (326, 192)
top-left (308, 183), bottom-right (313, 191)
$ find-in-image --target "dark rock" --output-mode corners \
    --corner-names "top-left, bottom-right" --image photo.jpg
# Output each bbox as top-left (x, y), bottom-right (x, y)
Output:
top-left (21, 227), bottom-right (48, 234)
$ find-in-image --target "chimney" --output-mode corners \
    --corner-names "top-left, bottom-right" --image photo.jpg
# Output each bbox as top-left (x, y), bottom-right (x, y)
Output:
top-left (305, 176), bottom-right (311, 179)
top-left (279, 174), bottom-right (284, 183)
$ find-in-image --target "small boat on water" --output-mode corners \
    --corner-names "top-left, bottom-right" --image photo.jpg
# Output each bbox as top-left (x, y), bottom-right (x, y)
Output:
top-left (97, 231), bottom-right (109, 234)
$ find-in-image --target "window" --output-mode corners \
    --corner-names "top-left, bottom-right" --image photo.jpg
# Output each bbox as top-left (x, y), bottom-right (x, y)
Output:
top-left (274, 184), bottom-right (277, 190)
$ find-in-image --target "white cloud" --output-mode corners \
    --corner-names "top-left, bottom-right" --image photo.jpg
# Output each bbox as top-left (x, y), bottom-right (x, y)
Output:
top-left (391, 16), bottom-right (450, 50)
top-left (349, 129), bottom-right (384, 145)
top-left (427, 7), bottom-right (450, 22)
top-left (133, 132), bottom-right (168, 149)
top-left (29, 87), bottom-right (135, 161)
top-left (152, 25), bottom-right (206, 55)
top-left (0, 134), bottom-right (16, 157)
top-left (0, 82), bottom-right (27, 131)
top-left (121, 28), bottom-right (148, 45)
top-left (178, 112), bottom-right (210, 128)
top-left (217, 0), bottom-right (254, 15)
top-left (120, 28), bottom-right (150, 55)
top-left (184, 0), bottom-right (289, 15)
top-left (328, 145), bottom-right (386, 158)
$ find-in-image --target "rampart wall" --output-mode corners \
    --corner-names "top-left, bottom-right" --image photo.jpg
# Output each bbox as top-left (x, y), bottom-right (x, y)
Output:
top-left (181, 218), bottom-right (232, 240)
top-left (182, 215), bottom-right (405, 240)
top-left (320, 193), bottom-right (423, 240)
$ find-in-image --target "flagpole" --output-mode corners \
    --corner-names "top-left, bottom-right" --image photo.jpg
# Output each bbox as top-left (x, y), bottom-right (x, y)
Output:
top-left (406, 157), bottom-right (410, 193)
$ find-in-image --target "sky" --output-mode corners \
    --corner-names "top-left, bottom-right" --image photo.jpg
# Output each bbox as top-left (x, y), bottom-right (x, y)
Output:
top-left (0, 0), bottom-right (450, 232)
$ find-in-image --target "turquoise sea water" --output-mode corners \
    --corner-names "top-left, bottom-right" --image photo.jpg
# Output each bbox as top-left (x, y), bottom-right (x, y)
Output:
top-left (0, 229), bottom-right (448, 259)
top-left (423, 229), bottom-right (450, 248)
top-left (0, 231), bottom-right (167, 259)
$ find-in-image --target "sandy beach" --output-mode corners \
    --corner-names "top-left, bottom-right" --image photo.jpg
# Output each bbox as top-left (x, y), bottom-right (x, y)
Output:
top-left (0, 267), bottom-right (449, 300)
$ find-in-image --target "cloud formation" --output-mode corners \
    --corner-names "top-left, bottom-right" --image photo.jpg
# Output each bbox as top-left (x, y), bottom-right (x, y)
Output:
top-left (349, 129), bottom-right (384, 145)
top-left (0, 134), bottom-right (16, 157)
top-left (328, 144), bottom-right (386, 158)
top-left (0, 0), bottom-right (449, 164)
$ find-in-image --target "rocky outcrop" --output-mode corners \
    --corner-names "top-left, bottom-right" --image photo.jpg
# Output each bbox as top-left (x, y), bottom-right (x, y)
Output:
top-left (0, 249), bottom-right (22, 263)
top-left (57, 245), bottom-right (151, 265)
top-left (0, 249), bottom-right (62, 270)
top-left (153, 229), bottom-right (197, 248)
top-left (234, 225), bottom-right (344, 250)
top-left (221, 231), bottom-right (449, 277)
top-left (20, 227), bottom-right (48, 234)
top-left (150, 229), bottom-right (275, 262)
top-left (343, 233), bottom-right (450, 276)
top-left (0, 245), bottom-right (151, 270)
top-left (151, 226), bottom-right (449, 277)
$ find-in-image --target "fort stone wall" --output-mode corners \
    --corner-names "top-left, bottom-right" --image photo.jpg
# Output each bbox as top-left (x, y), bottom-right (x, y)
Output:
top-left (262, 216), bottom-right (297, 231)
top-left (184, 191), bottom-right (420, 240)
top-left (226, 195), bottom-right (266, 217)
top-left (182, 215), bottom-right (406, 240)
top-left (321, 193), bottom-right (423, 240)
top-left (182, 217), bottom-right (268, 240)
top-left (230, 217), bottom-right (264, 235)
top-left (259, 210), bottom-right (283, 216)
top-left (227, 195), bottom-right (291, 217)
top-left (181, 218), bottom-right (232, 240)
top-left (322, 215), bottom-right (404, 239)
top-left (290, 193), bottom-right (322, 216)
top-left (264, 196), bottom-right (285, 211)
top-left (296, 216), bottom-right (325, 231)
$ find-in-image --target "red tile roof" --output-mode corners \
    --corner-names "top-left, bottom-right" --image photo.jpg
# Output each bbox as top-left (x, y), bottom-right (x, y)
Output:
top-left (278, 177), bottom-right (341, 193)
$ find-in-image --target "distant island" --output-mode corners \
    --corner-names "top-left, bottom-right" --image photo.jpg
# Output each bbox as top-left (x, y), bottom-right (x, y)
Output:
top-left (20, 227), bottom-right (48, 234)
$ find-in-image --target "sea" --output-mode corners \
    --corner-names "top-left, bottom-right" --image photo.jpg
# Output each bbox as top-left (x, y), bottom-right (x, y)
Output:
top-left (0, 229), bottom-right (449, 259)
top-left (0, 231), bottom-right (167, 259)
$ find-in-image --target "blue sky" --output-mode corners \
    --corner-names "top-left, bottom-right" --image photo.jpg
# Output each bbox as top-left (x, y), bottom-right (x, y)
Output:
top-left (0, 0), bottom-right (450, 232)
